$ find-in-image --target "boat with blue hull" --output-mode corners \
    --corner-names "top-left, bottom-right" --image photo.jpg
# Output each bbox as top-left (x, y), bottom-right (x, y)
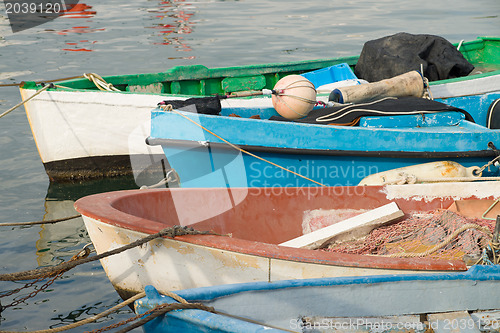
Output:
top-left (439, 91), bottom-right (500, 127)
top-left (148, 95), bottom-right (500, 188)
top-left (135, 265), bottom-right (500, 333)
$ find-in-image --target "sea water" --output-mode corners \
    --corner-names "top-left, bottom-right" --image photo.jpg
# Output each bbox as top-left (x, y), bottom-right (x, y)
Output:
top-left (0, 0), bottom-right (499, 330)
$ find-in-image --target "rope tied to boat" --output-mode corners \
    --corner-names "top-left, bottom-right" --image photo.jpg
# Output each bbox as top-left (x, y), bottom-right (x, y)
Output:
top-left (0, 226), bottom-right (214, 282)
top-left (0, 292), bottom-right (147, 333)
top-left (475, 154), bottom-right (500, 176)
top-left (140, 168), bottom-right (180, 189)
top-left (160, 104), bottom-right (327, 187)
top-left (0, 83), bottom-right (52, 119)
top-left (0, 245), bottom-right (93, 314)
top-left (83, 73), bottom-right (120, 92)
top-left (0, 214), bottom-right (81, 227)
top-left (93, 301), bottom-right (215, 333)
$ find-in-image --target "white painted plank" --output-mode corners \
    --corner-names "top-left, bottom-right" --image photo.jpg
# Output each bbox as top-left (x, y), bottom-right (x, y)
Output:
top-left (279, 202), bottom-right (403, 249)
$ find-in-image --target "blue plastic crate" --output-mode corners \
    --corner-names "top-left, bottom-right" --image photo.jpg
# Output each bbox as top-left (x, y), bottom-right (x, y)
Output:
top-left (301, 63), bottom-right (357, 88)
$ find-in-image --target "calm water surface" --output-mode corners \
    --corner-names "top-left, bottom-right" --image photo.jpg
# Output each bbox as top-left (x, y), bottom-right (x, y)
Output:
top-left (0, 0), bottom-right (499, 331)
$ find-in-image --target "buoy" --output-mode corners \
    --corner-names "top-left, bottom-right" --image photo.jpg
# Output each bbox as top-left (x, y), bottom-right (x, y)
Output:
top-left (272, 75), bottom-right (316, 119)
top-left (329, 70), bottom-right (425, 104)
top-left (358, 161), bottom-right (481, 185)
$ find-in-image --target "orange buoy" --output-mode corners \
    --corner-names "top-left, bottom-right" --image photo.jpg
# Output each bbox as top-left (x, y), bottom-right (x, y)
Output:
top-left (272, 75), bottom-right (317, 119)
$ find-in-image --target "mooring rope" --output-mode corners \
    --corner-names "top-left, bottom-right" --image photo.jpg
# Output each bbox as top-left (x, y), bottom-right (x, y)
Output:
top-left (118, 290), bottom-right (298, 333)
top-left (0, 226), bottom-right (213, 281)
top-left (0, 75), bottom-right (85, 88)
top-left (0, 84), bottom-right (52, 119)
top-left (0, 292), bottom-right (146, 333)
top-left (110, 302), bottom-right (216, 333)
top-left (0, 214), bottom-right (81, 227)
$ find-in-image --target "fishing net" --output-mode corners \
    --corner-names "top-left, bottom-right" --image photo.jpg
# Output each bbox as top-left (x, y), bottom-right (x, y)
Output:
top-left (323, 210), bottom-right (495, 261)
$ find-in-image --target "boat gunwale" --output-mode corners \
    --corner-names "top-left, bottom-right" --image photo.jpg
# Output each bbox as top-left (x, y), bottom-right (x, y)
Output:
top-left (147, 137), bottom-right (499, 158)
top-left (74, 187), bottom-right (469, 272)
top-left (147, 264), bottom-right (500, 303)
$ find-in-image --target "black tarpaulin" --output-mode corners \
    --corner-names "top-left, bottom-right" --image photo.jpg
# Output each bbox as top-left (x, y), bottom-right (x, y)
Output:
top-left (159, 96), bottom-right (222, 115)
top-left (354, 33), bottom-right (474, 82)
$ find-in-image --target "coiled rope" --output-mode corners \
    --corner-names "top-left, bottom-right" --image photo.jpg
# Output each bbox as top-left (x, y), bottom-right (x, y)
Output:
top-left (83, 73), bottom-right (120, 92)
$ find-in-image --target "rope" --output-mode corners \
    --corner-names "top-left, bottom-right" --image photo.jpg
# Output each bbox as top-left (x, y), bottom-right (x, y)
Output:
top-left (476, 155), bottom-right (500, 175)
top-left (83, 73), bottom-right (120, 92)
top-left (387, 223), bottom-right (492, 258)
top-left (162, 105), bottom-right (327, 187)
top-left (0, 293), bottom-right (146, 333)
top-left (0, 75), bottom-right (84, 87)
top-left (0, 84), bottom-right (52, 119)
top-left (482, 199), bottom-right (500, 221)
top-left (0, 214), bottom-right (81, 227)
top-left (0, 225), bottom-right (212, 281)
top-left (140, 169), bottom-right (179, 189)
top-left (113, 303), bottom-right (216, 333)
top-left (120, 290), bottom-right (298, 333)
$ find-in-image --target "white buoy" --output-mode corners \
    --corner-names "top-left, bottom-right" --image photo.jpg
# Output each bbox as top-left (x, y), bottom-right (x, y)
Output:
top-left (358, 161), bottom-right (481, 185)
top-left (272, 75), bottom-right (317, 119)
top-left (329, 70), bottom-right (425, 104)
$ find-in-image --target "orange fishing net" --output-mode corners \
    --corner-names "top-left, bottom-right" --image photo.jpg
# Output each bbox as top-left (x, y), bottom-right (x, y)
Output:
top-left (323, 210), bottom-right (495, 261)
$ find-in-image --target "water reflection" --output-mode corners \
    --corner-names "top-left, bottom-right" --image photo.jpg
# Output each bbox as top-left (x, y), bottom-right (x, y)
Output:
top-left (42, 2), bottom-right (101, 52)
top-left (147, 0), bottom-right (196, 53)
top-left (36, 177), bottom-right (138, 267)
top-left (61, 3), bottom-right (97, 19)
top-left (40, 0), bottom-right (199, 54)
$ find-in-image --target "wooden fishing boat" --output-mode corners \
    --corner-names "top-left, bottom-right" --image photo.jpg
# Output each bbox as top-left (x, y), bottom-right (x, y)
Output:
top-left (135, 265), bottom-right (500, 333)
top-left (74, 181), bottom-right (500, 300)
top-left (19, 36), bottom-right (500, 181)
top-left (148, 94), bottom-right (500, 188)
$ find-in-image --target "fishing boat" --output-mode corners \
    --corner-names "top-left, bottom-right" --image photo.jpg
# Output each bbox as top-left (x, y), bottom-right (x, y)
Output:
top-left (74, 181), bottom-right (500, 300)
top-left (148, 94), bottom-right (500, 188)
top-left (19, 36), bottom-right (500, 181)
top-left (135, 265), bottom-right (500, 333)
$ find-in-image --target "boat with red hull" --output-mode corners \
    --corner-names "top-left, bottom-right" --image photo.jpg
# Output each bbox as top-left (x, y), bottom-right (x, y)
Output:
top-left (75, 181), bottom-right (500, 299)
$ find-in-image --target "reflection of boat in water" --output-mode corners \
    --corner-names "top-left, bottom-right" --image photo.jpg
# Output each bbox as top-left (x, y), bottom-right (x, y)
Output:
top-left (36, 177), bottom-right (139, 267)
